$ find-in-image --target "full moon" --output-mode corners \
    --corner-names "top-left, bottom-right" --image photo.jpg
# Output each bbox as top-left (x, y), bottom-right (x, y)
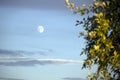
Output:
top-left (38, 26), bottom-right (44, 33)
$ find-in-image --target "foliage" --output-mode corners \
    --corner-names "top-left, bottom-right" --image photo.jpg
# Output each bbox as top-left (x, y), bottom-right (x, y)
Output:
top-left (66, 0), bottom-right (120, 80)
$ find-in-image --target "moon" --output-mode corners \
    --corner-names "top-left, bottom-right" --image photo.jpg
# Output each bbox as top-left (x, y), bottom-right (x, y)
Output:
top-left (38, 26), bottom-right (44, 33)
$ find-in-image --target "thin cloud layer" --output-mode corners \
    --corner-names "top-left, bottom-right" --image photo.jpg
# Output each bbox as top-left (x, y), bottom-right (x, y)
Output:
top-left (0, 0), bottom-right (65, 10)
top-left (0, 49), bottom-right (84, 66)
top-left (0, 77), bottom-right (24, 80)
top-left (0, 49), bottom-right (52, 57)
top-left (63, 77), bottom-right (85, 80)
top-left (0, 57), bottom-right (83, 66)
top-left (0, 49), bottom-right (22, 57)
top-left (0, 0), bottom-right (92, 10)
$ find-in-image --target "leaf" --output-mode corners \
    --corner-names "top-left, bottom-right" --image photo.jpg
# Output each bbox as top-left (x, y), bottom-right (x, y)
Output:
top-left (70, 3), bottom-right (75, 9)
top-left (114, 51), bottom-right (117, 57)
top-left (65, 0), bottom-right (69, 5)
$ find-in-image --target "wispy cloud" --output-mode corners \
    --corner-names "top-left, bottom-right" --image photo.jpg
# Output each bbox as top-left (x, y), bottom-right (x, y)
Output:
top-left (0, 57), bottom-right (83, 66)
top-left (63, 77), bottom-right (85, 80)
top-left (0, 49), bottom-right (52, 57)
top-left (0, 49), bottom-right (22, 57)
top-left (0, 0), bottom-right (65, 10)
top-left (0, 77), bottom-right (24, 80)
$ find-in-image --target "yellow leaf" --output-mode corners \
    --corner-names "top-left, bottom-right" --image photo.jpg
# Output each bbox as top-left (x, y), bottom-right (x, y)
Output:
top-left (97, 58), bottom-right (99, 61)
top-left (94, 2), bottom-right (100, 6)
top-left (103, 35), bottom-right (106, 40)
top-left (102, 2), bottom-right (106, 7)
top-left (94, 45), bottom-right (99, 50)
top-left (88, 60), bottom-right (92, 65)
top-left (94, 12), bottom-right (104, 18)
top-left (114, 51), bottom-right (117, 57)
top-left (70, 3), bottom-right (75, 9)
top-left (65, 0), bottom-right (69, 6)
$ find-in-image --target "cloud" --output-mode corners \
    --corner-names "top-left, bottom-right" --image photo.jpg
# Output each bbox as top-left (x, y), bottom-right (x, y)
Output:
top-left (0, 49), bottom-right (22, 57)
top-left (0, 0), bottom-right (92, 10)
top-left (0, 77), bottom-right (24, 80)
top-left (63, 77), bottom-right (85, 80)
top-left (0, 57), bottom-right (83, 66)
top-left (0, 49), bottom-right (52, 57)
top-left (0, 0), bottom-right (66, 10)
top-left (0, 49), bottom-right (84, 66)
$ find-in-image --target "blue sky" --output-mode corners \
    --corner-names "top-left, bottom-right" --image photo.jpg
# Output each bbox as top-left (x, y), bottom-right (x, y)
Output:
top-left (0, 0), bottom-right (95, 80)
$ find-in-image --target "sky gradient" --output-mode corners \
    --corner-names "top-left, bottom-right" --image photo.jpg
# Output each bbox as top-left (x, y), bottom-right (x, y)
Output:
top-left (0, 0), bottom-right (95, 80)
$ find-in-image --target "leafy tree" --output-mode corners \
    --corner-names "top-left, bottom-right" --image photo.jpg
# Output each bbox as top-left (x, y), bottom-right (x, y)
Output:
top-left (66, 0), bottom-right (120, 80)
